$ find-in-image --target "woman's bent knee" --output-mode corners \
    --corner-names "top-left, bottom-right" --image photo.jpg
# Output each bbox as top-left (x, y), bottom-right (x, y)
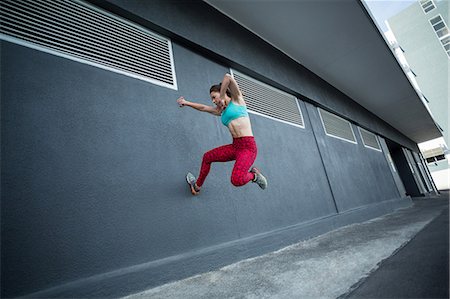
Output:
top-left (202, 152), bottom-right (212, 164)
top-left (231, 176), bottom-right (245, 187)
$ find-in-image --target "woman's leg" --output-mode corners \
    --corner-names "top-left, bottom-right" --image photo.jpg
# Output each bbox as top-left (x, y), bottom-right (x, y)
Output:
top-left (196, 144), bottom-right (236, 187)
top-left (230, 141), bottom-right (257, 187)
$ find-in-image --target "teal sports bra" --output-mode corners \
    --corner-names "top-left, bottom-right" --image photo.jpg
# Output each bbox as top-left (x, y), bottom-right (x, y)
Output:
top-left (221, 101), bottom-right (249, 126)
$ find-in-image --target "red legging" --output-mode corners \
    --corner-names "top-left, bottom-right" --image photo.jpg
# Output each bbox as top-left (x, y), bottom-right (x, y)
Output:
top-left (196, 137), bottom-right (257, 187)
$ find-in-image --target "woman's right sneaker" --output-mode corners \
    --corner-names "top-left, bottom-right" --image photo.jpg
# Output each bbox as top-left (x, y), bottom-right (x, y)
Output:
top-left (186, 172), bottom-right (201, 195)
top-left (250, 167), bottom-right (267, 190)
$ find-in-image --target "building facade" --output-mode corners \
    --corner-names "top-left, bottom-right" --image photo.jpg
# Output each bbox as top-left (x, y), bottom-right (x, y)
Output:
top-left (0, 0), bottom-right (440, 297)
top-left (387, 0), bottom-right (449, 189)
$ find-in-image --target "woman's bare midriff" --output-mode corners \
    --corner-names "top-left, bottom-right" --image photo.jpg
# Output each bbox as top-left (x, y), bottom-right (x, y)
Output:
top-left (227, 116), bottom-right (253, 138)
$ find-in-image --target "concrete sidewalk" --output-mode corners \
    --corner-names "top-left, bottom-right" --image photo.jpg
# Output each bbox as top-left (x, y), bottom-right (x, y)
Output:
top-left (123, 194), bottom-right (448, 299)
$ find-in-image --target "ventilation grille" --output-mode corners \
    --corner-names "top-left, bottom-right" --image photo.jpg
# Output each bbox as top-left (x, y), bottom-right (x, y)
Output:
top-left (359, 127), bottom-right (381, 151)
top-left (318, 108), bottom-right (356, 143)
top-left (0, 0), bottom-right (176, 88)
top-left (420, 0), bottom-right (435, 13)
top-left (429, 15), bottom-right (450, 58)
top-left (430, 15), bottom-right (449, 38)
top-left (231, 71), bottom-right (304, 127)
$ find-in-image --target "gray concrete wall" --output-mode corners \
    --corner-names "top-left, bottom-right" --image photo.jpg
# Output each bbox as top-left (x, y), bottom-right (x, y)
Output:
top-left (1, 1), bottom-right (421, 297)
top-left (305, 104), bottom-right (402, 212)
top-left (1, 39), bottom-right (412, 298)
top-left (94, 0), bottom-right (420, 152)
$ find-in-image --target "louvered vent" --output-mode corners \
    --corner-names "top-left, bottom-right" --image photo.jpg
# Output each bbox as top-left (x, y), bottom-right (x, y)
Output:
top-left (318, 108), bottom-right (356, 143)
top-left (232, 70), bottom-right (304, 128)
top-left (420, 0), bottom-right (435, 13)
top-left (0, 0), bottom-right (177, 89)
top-left (359, 127), bottom-right (381, 151)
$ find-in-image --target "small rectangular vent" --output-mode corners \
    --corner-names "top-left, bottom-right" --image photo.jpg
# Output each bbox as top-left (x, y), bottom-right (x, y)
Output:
top-left (0, 0), bottom-right (177, 89)
top-left (358, 127), bottom-right (381, 151)
top-left (429, 15), bottom-right (450, 58)
top-left (420, 0), bottom-right (436, 13)
top-left (318, 108), bottom-right (356, 143)
top-left (231, 70), bottom-right (304, 128)
top-left (430, 15), bottom-right (449, 38)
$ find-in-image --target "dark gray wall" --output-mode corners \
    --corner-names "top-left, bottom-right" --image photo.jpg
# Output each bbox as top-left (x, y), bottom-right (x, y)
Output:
top-left (1, 42), bottom-right (240, 296)
top-left (2, 40), bottom-right (410, 298)
top-left (1, 1), bottom-right (419, 297)
top-left (94, 0), bottom-right (420, 152)
top-left (305, 104), bottom-right (401, 212)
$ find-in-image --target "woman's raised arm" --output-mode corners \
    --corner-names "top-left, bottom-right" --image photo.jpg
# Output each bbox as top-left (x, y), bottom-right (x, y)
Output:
top-left (220, 74), bottom-right (243, 101)
top-left (177, 96), bottom-right (221, 116)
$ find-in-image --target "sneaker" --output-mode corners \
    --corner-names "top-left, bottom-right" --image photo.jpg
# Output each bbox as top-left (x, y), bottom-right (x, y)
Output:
top-left (250, 167), bottom-right (267, 190)
top-left (186, 172), bottom-right (200, 195)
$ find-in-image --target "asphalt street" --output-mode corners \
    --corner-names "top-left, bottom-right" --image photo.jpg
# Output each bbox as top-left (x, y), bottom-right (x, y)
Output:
top-left (343, 199), bottom-right (449, 299)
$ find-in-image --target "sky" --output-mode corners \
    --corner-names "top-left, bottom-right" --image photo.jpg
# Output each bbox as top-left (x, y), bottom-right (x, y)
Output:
top-left (363, 0), bottom-right (417, 32)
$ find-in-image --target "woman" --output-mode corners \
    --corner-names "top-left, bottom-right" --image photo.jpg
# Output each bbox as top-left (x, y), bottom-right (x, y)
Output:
top-left (177, 73), bottom-right (267, 195)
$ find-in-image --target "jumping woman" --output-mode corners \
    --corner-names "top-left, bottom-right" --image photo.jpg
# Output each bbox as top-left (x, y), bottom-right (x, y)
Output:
top-left (177, 73), bottom-right (267, 195)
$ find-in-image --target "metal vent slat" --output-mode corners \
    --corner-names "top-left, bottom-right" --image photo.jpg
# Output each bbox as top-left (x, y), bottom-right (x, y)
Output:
top-left (420, 0), bottom-right (435, 13)
top-left (239, 84), bottom-right (299, 109)
top-left (1, 0), bottom-right (173, 82)
top-left (1, 23), bottom-right (173, 85)
top-left (64, 0), bottom-right (168, 47)
top-left (244, 95), bottom-right (299, 116)
top-left (11, 1), bottom-right (172, 76)
top-left (1, 7), bottom-right (173, 76)
top-left (49, 0), bottom-right (168, 48)
top-left (232, 71), bottom-right (304, 127)
top-left (236, 76), bottom-right (297, 105)
top-left (237, 84), bottom-right (300, 111)
top-left (1, 19), bottom-right (173, 84)
top-left (0, 0), bottom-right (176, 87)
top-left (244, 95), bottom-right (303, 120)
top-left (13, 0), bottom-right (172, 65)
top-left (245, 97), bottom-right (300, 118)
top-left (2, 0), bottom-right (170, 72)
top-left (247, 103), bottom-right (302, 123)
top-left (41, 0), bottom-right (171, 54)
top-left (319, 109), bottom-right (356, 143)
top-left (359, 128), bottom-right (381, 150)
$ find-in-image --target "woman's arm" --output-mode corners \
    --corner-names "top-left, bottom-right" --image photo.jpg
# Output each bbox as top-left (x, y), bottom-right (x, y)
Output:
top-left (177, 96), bottom-right (221, 116)
top-left (220, 73), bottom-right (243, 102)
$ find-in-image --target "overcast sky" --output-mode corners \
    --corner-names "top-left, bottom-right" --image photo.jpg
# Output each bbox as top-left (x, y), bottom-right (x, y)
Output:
top-left (363, 0), bottom-right (417, 32)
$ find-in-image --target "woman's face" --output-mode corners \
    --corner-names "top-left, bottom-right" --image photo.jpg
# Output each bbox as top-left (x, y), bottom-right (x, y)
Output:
top-left (210, 91), bottom-right (225, 108)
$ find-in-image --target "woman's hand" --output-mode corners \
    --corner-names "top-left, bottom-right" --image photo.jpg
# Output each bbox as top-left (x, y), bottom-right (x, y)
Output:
top-left (177, 96), bottom-right (188, 107)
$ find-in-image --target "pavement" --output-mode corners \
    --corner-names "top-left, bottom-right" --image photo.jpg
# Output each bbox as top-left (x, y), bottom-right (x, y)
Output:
top-left (343, 194), bottom-right (449, 299)
top-left (123, 192), bottom-right (449, 299)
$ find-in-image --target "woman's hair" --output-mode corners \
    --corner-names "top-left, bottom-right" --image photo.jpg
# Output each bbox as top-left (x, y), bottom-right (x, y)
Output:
top-left (210, 83), bottom-right (232, 98)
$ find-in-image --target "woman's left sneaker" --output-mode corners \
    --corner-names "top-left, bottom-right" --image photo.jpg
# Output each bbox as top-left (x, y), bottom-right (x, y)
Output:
top-left (250, 167), bottom-right (267, 190)
top-left (186, 172), bottom-right (200, 195)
